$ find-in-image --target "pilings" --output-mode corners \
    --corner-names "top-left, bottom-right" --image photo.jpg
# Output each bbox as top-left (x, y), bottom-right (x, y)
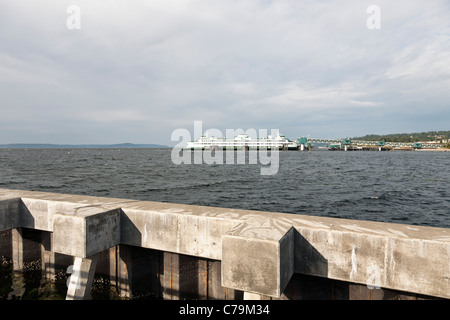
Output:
top-left (41, 232), bottom-right (55, 280)
top-left (11, 228), bottom-right (23, 272)
top-left (1, 188), bottom-right (450, 300)
top-left (1, 228), bottom-right (242, 300)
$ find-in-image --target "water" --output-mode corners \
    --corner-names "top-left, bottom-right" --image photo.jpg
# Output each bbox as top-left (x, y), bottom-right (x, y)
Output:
top-left (0, 148), bottom-right (449, 299)
top-left (0, 148), bottom-right (449, 228)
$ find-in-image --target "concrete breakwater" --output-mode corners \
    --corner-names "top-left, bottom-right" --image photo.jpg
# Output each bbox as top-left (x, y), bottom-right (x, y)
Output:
top-left (0, 188), bottom-right (449, 300)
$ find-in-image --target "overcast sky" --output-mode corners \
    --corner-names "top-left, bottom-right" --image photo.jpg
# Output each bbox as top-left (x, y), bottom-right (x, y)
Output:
top-left (1, 0), bottom-right (449, 145)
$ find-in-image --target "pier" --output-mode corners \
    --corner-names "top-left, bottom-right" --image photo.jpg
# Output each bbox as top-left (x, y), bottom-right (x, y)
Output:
top-left (1, 188), bottom-right (450, 300)
top-left (300, 138), bottom-right (444, 151)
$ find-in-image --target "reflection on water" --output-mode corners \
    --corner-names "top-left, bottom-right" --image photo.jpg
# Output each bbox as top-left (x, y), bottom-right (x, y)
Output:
top-left (0, 256), bottom-right (120, 300)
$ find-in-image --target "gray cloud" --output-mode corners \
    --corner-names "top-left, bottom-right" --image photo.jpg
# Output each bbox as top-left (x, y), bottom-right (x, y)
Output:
top-left (1, 0), bottom-right (449, 144)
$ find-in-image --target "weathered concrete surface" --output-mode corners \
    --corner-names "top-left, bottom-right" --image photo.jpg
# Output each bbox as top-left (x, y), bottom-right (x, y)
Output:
top-left (120, 206), bottom-right (238, 260)
top-left (1, 188), bottom-right (450, 299)
top-left (293, 225), bottom-right (450, 299)
top-left (222, 224), bottom-right (294, 297)
top-left (53, 207), bottom-right (121, 258)
top-left (0, 198), bottom-right (21, 231)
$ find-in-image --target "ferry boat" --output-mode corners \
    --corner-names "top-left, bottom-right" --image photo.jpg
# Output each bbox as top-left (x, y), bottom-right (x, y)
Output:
top-left (184, 133), bottom-right (299, 150)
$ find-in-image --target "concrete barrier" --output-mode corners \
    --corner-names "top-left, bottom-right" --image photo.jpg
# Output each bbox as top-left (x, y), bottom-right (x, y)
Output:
top-left (0, 188), bottom-right (449, 300)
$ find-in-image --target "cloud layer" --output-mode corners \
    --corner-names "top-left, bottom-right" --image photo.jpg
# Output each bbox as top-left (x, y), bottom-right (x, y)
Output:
top-left (1, 0), bottom-right (449, 144)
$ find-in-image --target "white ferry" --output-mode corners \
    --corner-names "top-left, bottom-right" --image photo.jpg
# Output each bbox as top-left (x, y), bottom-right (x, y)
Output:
top-left (184, 133), bottom-right (299, 150)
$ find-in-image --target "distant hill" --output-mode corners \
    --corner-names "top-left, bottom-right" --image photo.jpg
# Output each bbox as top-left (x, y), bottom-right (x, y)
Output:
top-left (353, 130), bottom-right (450, 143)
top-left (0, 143), bottom-right (169, 149)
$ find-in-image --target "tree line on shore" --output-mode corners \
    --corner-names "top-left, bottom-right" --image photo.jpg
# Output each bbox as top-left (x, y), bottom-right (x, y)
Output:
top-left (353, 130), bottom-right (450, 144)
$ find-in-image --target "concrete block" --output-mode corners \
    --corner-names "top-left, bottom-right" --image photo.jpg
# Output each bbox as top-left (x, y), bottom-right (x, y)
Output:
top-left (222, 225), bottom-right (295, 298)
top-left (0, 198), bottom-right (21, 231)
top-left (53, 206), bottom-right (121, 258)
top-left (3, 188), bottom-right (450, 299)
top-left (292, 221), bottom-right (450, 299)
top-left (21, 198), bottom-right (83, 231)
top-left (122, 208), bottom-right (237, 260)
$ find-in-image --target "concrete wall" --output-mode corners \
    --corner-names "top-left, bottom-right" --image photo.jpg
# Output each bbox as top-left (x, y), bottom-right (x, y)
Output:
top-left (0, 188), bottom-right (449, 300)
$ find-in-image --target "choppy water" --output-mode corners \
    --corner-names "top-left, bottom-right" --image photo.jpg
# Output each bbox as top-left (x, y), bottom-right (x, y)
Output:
top-left (0, 148), bottom-right (449, 228)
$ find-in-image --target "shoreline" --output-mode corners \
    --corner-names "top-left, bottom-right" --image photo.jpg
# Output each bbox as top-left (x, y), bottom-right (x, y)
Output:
top-left (414, 148), bottom-right (450, 152)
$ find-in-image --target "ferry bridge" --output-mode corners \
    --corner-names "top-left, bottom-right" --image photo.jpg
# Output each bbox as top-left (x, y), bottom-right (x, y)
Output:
top-left (298, 137), bottom-right (442, 150)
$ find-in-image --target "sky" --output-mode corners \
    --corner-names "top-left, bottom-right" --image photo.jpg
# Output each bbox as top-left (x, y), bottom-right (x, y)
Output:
top-left (1, 0), bottom-right (449, 146)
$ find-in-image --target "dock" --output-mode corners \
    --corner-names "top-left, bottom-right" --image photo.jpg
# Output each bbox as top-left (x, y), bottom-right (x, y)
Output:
top-left (1, 188), bottom-right (449, 300)
top-left (302, 138), bottom-right (446, 151)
